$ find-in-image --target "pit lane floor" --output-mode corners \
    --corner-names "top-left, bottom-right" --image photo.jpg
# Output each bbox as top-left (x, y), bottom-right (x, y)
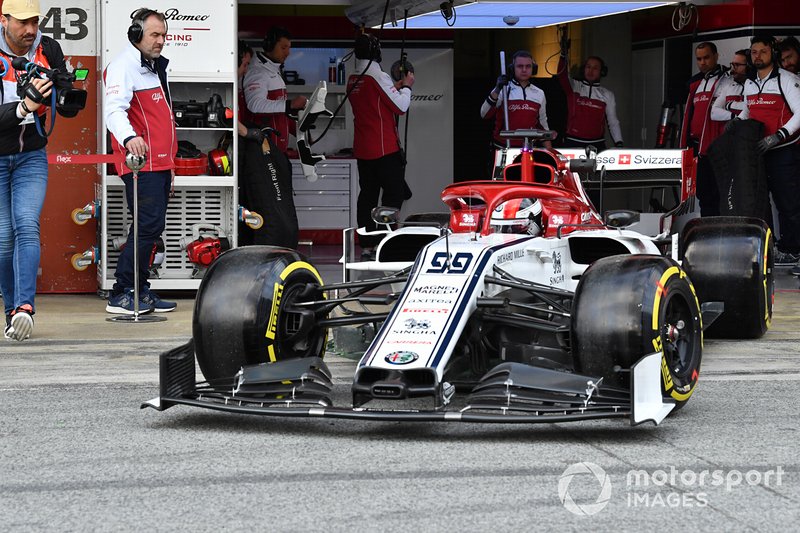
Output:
top-left (1, 265), bottom-right (798, 530)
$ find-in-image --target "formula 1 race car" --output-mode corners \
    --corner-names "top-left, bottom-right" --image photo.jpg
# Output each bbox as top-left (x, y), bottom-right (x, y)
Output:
top-left (143, 131), bottom-right (773, 426)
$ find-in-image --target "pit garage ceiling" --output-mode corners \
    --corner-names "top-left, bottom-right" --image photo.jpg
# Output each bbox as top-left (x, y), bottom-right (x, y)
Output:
top-left (344, 0), bottom-right (727, 29)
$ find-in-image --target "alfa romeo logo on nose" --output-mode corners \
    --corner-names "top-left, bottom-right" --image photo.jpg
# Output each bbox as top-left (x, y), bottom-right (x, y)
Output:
top-left (558, 462), bottom-right (612, 516)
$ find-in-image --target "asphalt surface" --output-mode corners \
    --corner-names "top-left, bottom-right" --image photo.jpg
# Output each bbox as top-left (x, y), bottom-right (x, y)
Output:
top-left (1, 274), bottom-right (799, 531)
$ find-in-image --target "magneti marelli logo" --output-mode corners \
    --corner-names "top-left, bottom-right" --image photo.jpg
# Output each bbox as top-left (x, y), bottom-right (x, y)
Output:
top-left (558, 462), bottom-right (613, 516)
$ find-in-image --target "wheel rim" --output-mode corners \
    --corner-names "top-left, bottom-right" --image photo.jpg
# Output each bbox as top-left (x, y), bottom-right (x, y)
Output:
top-left (279, 281), bottom-right (324, 356)
top-left (660, 291), bottom-right (700, 378)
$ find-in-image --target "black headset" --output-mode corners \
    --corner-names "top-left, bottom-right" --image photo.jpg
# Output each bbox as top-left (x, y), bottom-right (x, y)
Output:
top-left (354, 33), bottom-right (381, 62)
top-left (128, 8), bottom-right (166, 44)
top-left (264, 27), bottom-right (291, 53)
top-left (747, 36), bottom-right (780, 70)
top-left (583, 56), bottom-right (608, 78)
top-left (508, 51), bottom-right (538, 79)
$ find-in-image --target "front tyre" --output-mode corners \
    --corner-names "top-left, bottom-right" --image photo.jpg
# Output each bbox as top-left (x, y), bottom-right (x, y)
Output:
top-left (193, 246), bottom-right (327, 385)
top-left (572, 255), bottom-right (702, 409)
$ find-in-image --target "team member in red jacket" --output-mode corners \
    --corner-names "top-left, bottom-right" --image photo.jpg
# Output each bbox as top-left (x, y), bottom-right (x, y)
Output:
top-left (103, 8), bottom-right (177, 314)
top-left (347, 33), bottom-right (414, 256)
top-left (242, 27), bottom-right (306, 153)
top-left (710, 49), bottom-right (748, 123)
top-left (557, 53), bottom-right (623, 150)
top-left (681, 41), bottom-right (727, 216)
top-left (738, 36), bottom-right (800, 272)
top-left (481, 51), bottom-right (551, 150)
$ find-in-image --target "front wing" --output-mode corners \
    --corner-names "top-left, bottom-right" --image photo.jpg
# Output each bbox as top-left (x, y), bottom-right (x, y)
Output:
top-left (142, 343), bottom-right (675, 426)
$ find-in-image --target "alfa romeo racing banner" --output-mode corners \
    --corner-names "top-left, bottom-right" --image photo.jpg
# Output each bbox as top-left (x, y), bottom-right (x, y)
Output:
top-left (102, 0), bottom-right (235, 78)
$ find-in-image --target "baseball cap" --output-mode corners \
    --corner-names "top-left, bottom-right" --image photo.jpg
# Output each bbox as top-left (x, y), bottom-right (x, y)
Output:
top-left (2, 0), bottom-right (42, 19)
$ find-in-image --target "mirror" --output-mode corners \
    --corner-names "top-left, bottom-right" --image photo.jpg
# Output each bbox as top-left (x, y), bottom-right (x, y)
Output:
top-left (604, 209), bottom-right (640, 228)
top-left (371, 206), bottom-right (399, 225)
top-left (569, 158), bottom-right (596, 173)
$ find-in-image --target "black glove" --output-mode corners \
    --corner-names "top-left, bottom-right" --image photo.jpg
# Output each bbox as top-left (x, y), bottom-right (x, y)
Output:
top-left (757, 130), bottom-right (787, 154)
top-left (243, 127), bottom-right (265, 143)
top-left (724, 118), bottom-right (738, 134)
top-left (614, 141), bottom-right (624, 148)
top-left (494, 75), bottom-right (508, 93)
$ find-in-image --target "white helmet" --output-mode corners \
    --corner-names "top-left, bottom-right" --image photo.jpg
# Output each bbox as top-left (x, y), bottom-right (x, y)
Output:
top-left (490, 198), bottom-right (542, 235)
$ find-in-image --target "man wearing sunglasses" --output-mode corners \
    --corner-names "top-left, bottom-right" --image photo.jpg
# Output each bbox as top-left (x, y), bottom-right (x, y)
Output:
top-left (710, 50), bottom-right (749, 122)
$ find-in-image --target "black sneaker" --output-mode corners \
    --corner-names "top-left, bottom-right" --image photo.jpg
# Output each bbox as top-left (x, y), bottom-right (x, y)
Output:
top-left (106, 290), bottom-right (154, 315)
top-left (140, 289), bottom-right (177, 313)
top-left (3, 314), bottom-right (11, 340)
top-left (791, 263), bottom-right (800, 276)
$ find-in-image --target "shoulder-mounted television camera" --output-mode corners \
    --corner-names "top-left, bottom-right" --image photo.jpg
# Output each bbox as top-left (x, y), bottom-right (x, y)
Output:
top-left (12, 57), bottom-right (88, 118)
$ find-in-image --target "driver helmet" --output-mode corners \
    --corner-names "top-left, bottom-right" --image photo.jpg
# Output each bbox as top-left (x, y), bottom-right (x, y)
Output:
top-left (490, 198), bottom-right (542, 235)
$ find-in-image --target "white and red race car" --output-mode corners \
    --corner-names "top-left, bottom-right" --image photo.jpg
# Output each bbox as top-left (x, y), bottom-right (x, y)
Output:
top-left (144, 133), bottom-right (773, 426)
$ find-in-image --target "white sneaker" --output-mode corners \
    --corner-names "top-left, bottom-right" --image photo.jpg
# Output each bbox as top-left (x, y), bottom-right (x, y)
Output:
top-left (9, 307), bottom-right (33, 341)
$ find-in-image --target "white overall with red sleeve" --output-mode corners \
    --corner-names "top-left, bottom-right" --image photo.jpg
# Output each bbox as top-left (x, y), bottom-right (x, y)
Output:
top-left (480, 80), bottom-right (549, 148)
top-left (242, 52), bottom-right (295, 152)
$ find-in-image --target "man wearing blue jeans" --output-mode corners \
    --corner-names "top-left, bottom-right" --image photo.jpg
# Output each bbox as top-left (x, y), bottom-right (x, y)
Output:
top-left (104, 8), bottom-right (177, 313)
top-left (1, 0), bottom-right (72, 341)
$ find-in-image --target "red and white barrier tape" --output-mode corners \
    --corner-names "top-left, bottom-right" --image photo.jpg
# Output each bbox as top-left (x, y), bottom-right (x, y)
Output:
top-left (48, 154), bottom-right (124, 165)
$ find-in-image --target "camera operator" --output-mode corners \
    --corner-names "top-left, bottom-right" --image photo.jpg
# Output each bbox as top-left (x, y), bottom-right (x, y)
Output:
top-left (0, 0), bottom-right (77, 341)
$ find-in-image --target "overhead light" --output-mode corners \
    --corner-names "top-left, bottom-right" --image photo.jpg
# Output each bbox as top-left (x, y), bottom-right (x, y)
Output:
top-left (375, 1), bottom-right (678, 30)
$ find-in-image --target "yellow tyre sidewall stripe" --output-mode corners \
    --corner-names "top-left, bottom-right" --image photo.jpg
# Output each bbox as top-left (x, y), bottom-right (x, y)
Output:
top-left (651, 265), bottom-right (701, 402)
top-left (266, 261), bottom-right (326, 363)
top-left (764, 229), bottom-right (772, 329)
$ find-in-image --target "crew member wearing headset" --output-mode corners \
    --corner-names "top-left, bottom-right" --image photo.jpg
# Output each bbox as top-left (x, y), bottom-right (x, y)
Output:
top-left (710, 49), bottom-right (748, 123)
top-left (103, 8), bottom-right (177, 314)
top-left (556, 52), bottom-right (623, 150)
top-left (347, 33), bottom-right (415, 259)
top-left (481, 50), bottom-right (551, 157)
top-left (680, 41), bottom-right (728, 217)
top-left (738, 36), bottom-right (800, 273)
top-left (242, 26), bottom-right (306, 153)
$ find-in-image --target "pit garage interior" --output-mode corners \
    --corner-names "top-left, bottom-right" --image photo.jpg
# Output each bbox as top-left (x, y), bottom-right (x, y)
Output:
top-left (24, 0), bottom-right (800, 293)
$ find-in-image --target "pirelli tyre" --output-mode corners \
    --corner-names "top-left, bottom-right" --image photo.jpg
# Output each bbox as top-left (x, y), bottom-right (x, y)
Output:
top-left (193, 246), bottom-right (328, 385)
top-left (572, 255), bottom-right (702, 409)
top-left (681, 216), bottom-right (773, 339)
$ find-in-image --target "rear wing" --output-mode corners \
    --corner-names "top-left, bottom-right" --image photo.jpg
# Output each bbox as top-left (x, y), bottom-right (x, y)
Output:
top-left (557, 148), bottom-right (696, 202)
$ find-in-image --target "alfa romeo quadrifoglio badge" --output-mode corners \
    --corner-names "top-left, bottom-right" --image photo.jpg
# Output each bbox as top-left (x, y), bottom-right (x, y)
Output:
top-left (384, 351), bottom-right (419, 365)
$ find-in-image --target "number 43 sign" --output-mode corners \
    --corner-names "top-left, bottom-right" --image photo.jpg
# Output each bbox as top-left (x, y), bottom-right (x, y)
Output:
top-left (40, 1), bottom-right (95, 55)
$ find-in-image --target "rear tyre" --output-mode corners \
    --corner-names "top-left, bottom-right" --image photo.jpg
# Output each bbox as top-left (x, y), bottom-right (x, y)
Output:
top-left (681, 216), bottom-right (773, 338)
top-left (572, 255), bottom-right (702, 409)
top-left (193, 246), bottom-right (327, 385)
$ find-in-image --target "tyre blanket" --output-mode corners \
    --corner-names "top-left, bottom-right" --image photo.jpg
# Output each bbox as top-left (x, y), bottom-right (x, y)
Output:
top-left (707, 119), bottom-right (771, 222)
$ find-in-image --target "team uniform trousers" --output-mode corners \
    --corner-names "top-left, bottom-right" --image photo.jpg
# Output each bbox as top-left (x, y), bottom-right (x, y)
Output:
top-left (114, 171), bottom-right (170, 293)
